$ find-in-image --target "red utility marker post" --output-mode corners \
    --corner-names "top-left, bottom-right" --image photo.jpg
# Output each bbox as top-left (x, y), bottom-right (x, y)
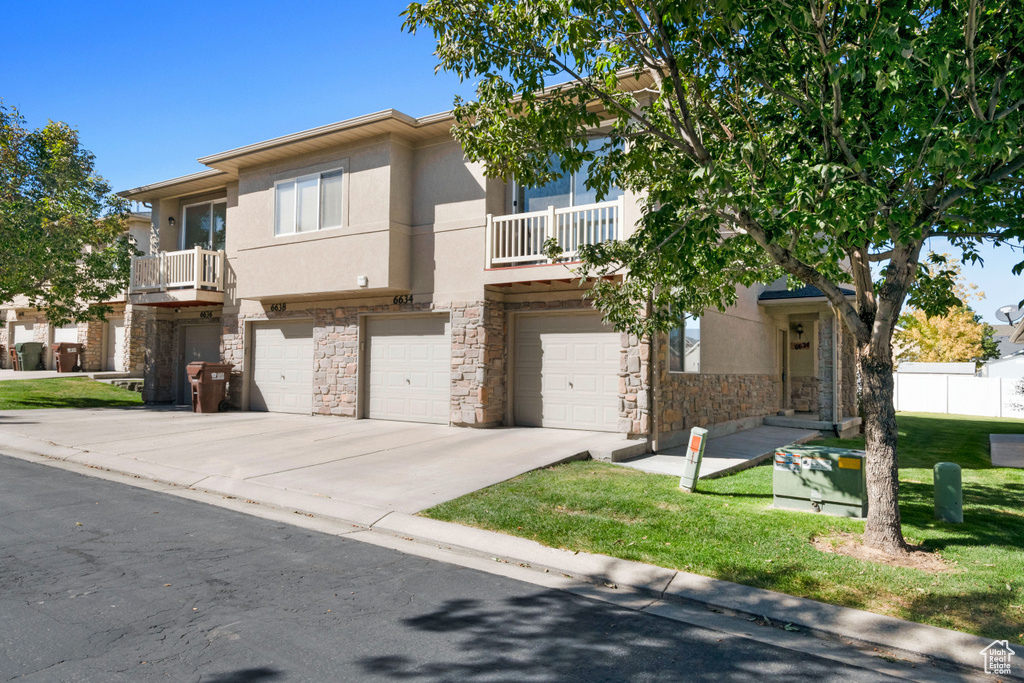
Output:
top-left (679, 427), bottom-right (709, 493)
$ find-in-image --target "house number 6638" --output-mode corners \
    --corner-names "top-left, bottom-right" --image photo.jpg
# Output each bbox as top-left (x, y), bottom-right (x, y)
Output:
top-left (270, 303), bottom-right (287, 312)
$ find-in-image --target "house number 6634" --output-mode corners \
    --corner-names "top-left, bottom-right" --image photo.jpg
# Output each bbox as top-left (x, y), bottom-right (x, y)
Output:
top-left (393, 295), bottom-right (414, 305)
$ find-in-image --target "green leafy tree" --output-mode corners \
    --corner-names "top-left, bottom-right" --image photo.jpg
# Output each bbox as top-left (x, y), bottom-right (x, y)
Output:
top-left (1, 104), bottom-right (136, 326)
top-left (405, 0), bottom-right (1024, 554)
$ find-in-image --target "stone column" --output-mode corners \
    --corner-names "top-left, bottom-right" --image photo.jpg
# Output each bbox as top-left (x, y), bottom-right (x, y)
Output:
top-left (142, 313), bottom-right (176, 403)
top-left (817, 313), bottom-right (835, 421)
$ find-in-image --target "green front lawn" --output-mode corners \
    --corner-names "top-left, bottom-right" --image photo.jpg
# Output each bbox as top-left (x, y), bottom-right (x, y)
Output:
top-left (423, 413), bottom-right (1024, 642)
top-left (0, 378), bottom-right (143, 410)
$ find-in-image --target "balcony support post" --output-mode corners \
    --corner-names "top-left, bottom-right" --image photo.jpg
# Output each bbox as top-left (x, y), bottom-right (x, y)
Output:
top-left (484, 214), bottom-right (494, 269)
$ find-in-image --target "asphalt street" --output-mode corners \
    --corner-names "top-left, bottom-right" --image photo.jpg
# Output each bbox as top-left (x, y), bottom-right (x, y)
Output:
top-left (0, 454), bottom-right (918, 682)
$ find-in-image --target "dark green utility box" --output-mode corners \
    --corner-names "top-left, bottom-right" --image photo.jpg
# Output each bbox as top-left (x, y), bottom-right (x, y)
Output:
top-left (773, 445), bottom-right (868, 518)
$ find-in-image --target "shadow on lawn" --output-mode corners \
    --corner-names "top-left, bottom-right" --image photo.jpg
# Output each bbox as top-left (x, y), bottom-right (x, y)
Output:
top-left (900, 481), bottom-right (1024, 550)
top-left (2, 396), bottom-right (143, 410)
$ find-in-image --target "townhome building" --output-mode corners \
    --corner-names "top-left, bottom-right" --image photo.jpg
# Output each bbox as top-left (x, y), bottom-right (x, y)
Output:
top-left (0, 212), bottom-right (152, 374)
top-left (120, 109), bottom-right (859, 449)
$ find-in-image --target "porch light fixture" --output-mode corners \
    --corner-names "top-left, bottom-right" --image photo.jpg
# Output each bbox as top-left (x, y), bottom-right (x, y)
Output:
top-left (795, 323), bottom-right (805, 339)
top-left (168, 216), bottom-right (176, 227)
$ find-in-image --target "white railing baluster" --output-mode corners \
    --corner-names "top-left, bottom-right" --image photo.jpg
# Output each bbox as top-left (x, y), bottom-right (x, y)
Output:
top-left (128, 248), bottom-right (226, 294)
top-left (485, 198), bottom-right (623, 268)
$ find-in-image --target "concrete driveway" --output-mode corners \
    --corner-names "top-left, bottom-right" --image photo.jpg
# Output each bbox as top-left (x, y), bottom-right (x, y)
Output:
top-left (0, 407), bottom-right (636, 524)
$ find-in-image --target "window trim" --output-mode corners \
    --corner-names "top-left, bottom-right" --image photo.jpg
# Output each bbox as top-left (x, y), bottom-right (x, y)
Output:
top-left (274, 167), bottom-right (346, 237)
top-left (179, 199), bottom-right (227, 251)
top-left (668, 314), bottom-right (701, 374)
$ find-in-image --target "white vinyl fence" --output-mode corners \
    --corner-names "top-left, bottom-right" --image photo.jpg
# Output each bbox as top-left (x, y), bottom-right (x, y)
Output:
top-left (893, 373), bottom-right (1024, 418)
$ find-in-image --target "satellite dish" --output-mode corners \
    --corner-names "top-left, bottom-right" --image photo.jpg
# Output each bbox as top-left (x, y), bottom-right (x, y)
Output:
top-left (996, 305), bottom-right (1024, 324)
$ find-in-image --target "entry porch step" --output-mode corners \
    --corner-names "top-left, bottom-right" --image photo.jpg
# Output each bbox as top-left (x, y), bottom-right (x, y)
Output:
top-left (763, 415), bottom-right (862, 438)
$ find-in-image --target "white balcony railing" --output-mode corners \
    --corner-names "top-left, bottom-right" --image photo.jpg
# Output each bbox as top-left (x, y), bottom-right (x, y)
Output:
top-left (485, 196), bottom-right (625, 268)
top-left (129, 247), bottom-right (225, 293)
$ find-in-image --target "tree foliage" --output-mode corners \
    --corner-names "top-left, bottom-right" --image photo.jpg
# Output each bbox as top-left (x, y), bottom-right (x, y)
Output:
top-left (895, 254), bottom-right (1001, 366)
top-left (405, 0), bottom-right (1024, 553)
top-left (0, 104), bottom-right (136, 326)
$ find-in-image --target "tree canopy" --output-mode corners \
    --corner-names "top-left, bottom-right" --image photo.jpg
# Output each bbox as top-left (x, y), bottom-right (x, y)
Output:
top-left (894, 256), bottom-right (1000, 366)
top-left (0, 104), bottom-right (136, 326)
top-left (405, 0), bottom-right (1023, 554)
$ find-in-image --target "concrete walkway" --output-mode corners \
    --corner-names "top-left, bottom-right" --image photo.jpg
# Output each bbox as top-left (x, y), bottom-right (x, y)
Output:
top-left (618, 425), bottom-right (821, 479)
top-left (0, 406), bottom-right (637, 521)
top-left (990, 433), bottom-right (1024, 468)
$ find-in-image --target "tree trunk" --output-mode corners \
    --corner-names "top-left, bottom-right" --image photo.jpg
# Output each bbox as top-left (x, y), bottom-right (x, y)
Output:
top-left (858, 346), bottom-right (908, 553)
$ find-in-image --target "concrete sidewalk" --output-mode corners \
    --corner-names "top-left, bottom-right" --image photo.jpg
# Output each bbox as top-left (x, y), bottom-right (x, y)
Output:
top-left (619, 425), bottom-right (820, 479)
top-left (990, 434), bottom-right (1024, 468)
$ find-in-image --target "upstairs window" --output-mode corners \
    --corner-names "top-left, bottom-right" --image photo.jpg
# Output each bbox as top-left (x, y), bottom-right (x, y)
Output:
top-left (182, 200), bottom-right (226, 251)
top-left (275, 169), bottom-right (344, 236)
top-left (669, 315), bottom-right (701, 373)
top-left (514, 138), bottom-right (623, 214)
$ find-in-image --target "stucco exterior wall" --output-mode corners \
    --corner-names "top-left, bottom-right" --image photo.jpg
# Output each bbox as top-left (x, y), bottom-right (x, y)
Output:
top-left (700, 285), bottom-right (779, 376)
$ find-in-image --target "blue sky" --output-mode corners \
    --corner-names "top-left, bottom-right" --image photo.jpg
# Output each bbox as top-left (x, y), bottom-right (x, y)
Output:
top-left (3, 0), bottom-right (1020, 323)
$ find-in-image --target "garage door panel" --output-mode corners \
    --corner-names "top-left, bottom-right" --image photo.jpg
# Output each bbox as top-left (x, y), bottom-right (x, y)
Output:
top-left (514, 314), bottom-right (620, 432)
top-left (250, 322), bottom-right (314, 414)
top-left (366, 316), bottom-right (450, 425)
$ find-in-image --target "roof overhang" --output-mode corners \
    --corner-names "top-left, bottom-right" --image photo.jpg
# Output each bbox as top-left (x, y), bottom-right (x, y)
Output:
top-left (196, 110), bottom-right (456, 174)
top-left (118, 169), bottom-right (232, 202)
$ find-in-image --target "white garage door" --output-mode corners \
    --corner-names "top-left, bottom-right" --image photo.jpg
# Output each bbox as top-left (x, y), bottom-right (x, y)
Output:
top-left (13, 323), bottom-right (34, 345)
top-left (54, 324), bottom-right (80, 344)
top-left (514, 313), bottom-right (621, 432)
top-left (250, 322), bottom-right (314, 414)
top-left (106, 318), bottom-right (126, 371)
top-left (178, 324), bottom-right (222, 404)
top-left (367, 316), bottom-right (450, 424)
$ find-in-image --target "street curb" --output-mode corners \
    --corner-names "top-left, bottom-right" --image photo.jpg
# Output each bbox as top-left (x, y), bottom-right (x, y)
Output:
top-left (1, 431), bottom-right (1014, 678)
top-left (368, 512), bottom-right (1012, 676)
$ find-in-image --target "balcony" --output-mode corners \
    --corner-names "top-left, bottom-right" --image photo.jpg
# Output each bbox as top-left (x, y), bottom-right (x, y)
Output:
top-left (485, 197), bottom-right (625, 270)
top-left (128, 247), bottom-right (226, 307)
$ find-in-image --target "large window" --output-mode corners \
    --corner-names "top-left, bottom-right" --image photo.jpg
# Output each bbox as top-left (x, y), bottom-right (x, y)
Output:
top-left (181, 200), bottom-right (226, 251)
top-left (669, 315), bottom-right (701, 373)
top-left (275, 169), bottom-right (344, 236)
top-left (514, 139), bottom-right (623, 213)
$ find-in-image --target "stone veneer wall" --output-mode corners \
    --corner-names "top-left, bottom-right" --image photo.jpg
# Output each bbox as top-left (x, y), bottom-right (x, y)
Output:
top-left (80, 320), bottom-right (104, 371)
top-left (839, 323), bottom-right (858, 418)
top-left (0, 322), bottom-right (6, 368)
top-left (124, 305), bottom-right (147, 375)
top-left (790, 375), bottom-right (819, 413)
top-left (816, 314), bottom-right (859, 421)
top-left (817, 315), bottom-right (835, 421)
top-left (656, 332), bottom-right (779, 438)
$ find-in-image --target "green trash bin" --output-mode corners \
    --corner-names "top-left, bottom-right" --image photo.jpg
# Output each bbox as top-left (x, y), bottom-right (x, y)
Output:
top-left (14, 342), bottom-right (44, 371)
